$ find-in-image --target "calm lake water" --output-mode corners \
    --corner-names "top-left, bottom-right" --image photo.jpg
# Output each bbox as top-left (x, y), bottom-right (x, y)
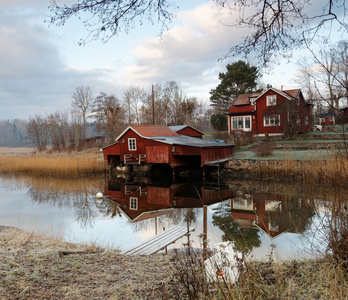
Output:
top-left (0, 172), bottom-right (330, 260)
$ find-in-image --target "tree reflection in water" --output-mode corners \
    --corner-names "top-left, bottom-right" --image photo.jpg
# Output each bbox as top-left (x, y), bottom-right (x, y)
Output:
top-left (0, 173), bottom-right (323, 257)
top-left (212, 201), bottom-right (261, 253)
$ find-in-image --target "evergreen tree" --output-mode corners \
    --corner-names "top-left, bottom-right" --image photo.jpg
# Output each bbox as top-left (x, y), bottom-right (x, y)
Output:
top-left (210, 61), bottom-right (259, 112)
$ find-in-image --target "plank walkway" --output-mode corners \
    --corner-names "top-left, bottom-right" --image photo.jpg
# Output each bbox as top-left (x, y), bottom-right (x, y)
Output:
top-left (121, 225), bottom-right (195, 255)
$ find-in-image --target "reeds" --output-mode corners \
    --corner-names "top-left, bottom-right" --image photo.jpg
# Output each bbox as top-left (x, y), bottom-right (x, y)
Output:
top-left (168, 247), bottom-right (348, 299)
top-left (0, 150), bottom-right (105, 177)
top-left (252, 150), bottom-right (348, 186)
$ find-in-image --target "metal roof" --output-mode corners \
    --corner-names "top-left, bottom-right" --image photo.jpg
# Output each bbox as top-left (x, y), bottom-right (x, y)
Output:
top-left (149, 135), bottom-right (234, 148)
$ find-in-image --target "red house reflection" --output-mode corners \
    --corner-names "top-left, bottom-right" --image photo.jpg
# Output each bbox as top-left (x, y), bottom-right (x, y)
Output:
top-left (231, 191), bottom-right (312, 238)
top-left (104, 181), bottom-right (235, 222)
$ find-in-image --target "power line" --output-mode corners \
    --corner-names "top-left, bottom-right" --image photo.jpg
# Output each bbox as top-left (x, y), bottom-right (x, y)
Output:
top-left (0, 89), bottom-right (71, 95)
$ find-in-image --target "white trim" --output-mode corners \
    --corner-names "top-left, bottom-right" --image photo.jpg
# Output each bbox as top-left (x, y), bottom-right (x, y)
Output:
top-left (253, 87), bottom-right (296, 103)
top-left (128, 138), bottom-right (137, 151)
top-left (231, 115), bottom-right (252, 131)
top-left (130, 197), bottom-right (138, 210)
top-left (263, 115), bottom-right (280, 127)
top-left (266, 95), bottom-right (276, 106)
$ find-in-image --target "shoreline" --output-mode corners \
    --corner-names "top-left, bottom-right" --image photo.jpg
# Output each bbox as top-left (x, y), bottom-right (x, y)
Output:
top-left (1, 226), bottom-right (347, 299)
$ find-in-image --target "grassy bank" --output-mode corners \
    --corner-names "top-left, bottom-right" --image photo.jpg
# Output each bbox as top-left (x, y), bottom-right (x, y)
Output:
top-left (1, 226), bottom-right (347, 299)
top-left (226, 151), bottom-right (348, 186)
top-left (0, 150), bottom-right (105, 177)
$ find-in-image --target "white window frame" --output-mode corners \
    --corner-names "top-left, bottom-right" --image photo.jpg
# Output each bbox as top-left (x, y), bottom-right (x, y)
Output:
top-left (231, 116), bottom-right (252, 131)
top-left (264, 115), bottom-right (280, 127)
top-left (319, 118), bottom-right (325, 123)
top-left (128, 138), bottom-right (136, 151)
top-left (233, 198), bottom-right (253, 211)
top-left (266, 95), bottom-right (276, 106)
top-left (130, 197), bottom-right (138, 210)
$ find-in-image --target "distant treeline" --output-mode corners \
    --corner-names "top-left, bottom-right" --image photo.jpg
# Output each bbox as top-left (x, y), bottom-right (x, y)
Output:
top-left (0, 120), bottom-right (29, 147)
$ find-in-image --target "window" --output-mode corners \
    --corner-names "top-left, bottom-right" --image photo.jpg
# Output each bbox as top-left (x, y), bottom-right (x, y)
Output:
top-left (233, 198), bottom-right (253, 210)
top-left (130, 197), bottom-right (138, 210)
top-left (320, 118), bottom-right (325, 123)
top-left (245, 116), bottom-right (251, 129)
top-left (304, 116), bottom-right (308, 126)
top-left (231, 116), bottom-right (252, 131)
top-left (264, 115), bottom-right (280, 126)
top-left (266, 95), bottom-right (276, 106)
top-left (269, 221), bottom-right (279, 232)
top-left (128, 138), bottom-right (136, 150)
top-left (265, 200), bottom-right (282, 212)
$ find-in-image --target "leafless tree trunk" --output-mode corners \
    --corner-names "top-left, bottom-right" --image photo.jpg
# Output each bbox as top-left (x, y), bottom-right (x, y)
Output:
top-left (26, 115), bottom-right (50, 151)
top-left (93, 92), bottom-right (125, 142)
top-left (72, 86), bottom-right (93, 141)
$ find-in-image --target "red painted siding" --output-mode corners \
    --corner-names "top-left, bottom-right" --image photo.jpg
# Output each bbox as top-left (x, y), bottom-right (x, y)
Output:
top-left (256, 90), bottom-right (286, 134)
top-left (146, 146), bottom-right (170, 163)
top-left (176, 127), bottom-right (203, 138)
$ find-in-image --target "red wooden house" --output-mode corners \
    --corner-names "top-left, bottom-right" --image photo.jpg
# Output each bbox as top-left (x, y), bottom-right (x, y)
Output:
top-left (319, 113), bottom-right (336, 126)
top-left (102, 125), bottom-right (234, 169)
top-left (227, 87), bottom-right (312, 136)
top-left (169, 125), bottom-right (204, 139)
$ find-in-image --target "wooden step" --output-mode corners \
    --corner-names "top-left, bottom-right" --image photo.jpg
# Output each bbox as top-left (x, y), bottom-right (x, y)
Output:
top-left (121, 225), bottom-right (195, 255)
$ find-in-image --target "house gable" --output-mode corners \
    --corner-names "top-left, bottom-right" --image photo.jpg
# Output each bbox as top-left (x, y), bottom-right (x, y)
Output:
top-left (169, 125), bottom-right (204, 138)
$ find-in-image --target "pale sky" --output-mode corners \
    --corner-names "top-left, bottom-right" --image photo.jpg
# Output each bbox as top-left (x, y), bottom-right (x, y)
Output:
top-left (0, 0), bottom-right (343, 120)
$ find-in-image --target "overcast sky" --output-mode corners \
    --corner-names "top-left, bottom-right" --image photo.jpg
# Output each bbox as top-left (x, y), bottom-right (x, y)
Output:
top-left (0, 0), bottom-right (341, 121)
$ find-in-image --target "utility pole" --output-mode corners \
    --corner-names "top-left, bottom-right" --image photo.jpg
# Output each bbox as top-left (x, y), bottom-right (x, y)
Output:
top-left (152, 85), bottom-right (155, 125)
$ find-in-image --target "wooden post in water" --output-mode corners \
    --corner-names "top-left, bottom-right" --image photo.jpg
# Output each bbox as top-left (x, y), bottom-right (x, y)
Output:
top-left (163, 227), bottom-right (168, 255)
top-left (203, 205), bottom-right (208, 261)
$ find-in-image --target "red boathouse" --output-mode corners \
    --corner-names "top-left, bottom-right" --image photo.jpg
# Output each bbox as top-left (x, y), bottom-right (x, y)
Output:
top-left (102, 125), bottom-right (234, 169)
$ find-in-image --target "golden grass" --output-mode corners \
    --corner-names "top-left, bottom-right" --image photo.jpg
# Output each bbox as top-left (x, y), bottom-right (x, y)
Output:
top-left (252, 151), bottom-right (348, 186)
top-left (0, 150), bottom-right (105, 177)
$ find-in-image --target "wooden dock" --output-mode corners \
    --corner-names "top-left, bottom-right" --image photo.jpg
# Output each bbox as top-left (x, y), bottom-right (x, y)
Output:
top-left (121, 225), bottom-right (195, 255)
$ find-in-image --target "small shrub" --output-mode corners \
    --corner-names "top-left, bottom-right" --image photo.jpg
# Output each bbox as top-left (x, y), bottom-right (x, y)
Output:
top-left (253, 142), bottom-right (274, 157)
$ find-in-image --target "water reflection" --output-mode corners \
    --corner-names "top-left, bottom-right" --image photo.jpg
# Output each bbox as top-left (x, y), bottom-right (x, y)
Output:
top-left (0, 173), bottom-right (319, 258)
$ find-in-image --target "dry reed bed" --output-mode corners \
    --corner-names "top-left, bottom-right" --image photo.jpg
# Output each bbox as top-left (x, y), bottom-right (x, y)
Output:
top-left (251, 154), bottom-right (348, 186)
top-left (0, 150), bottom-right (105, 177)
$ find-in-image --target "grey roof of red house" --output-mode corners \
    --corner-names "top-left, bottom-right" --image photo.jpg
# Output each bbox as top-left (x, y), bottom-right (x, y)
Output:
top-left (131, 125), bottom-right (179, 137)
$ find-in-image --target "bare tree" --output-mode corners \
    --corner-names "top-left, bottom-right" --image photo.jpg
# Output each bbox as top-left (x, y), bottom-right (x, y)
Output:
top-left (218, 0), bottom-right (348, 66)
top-left (263, 98), bottom-right (312, 139)
top-left (26, 115), bottom-right (50, 151)
top-left (49, 1), bottom-right (347, 66)
top-left (298, 40), bottom-right (348, 114)
top-left (93, 92), bottom-right (125, 142)
top-left (123, 86), bottom-right (148, 125)
top-left (71, 86), bottom-right (93, 140)
top-left (47, 111), bottom-right (70, 150)
top-left (48, 0), bottom-right (177, 45)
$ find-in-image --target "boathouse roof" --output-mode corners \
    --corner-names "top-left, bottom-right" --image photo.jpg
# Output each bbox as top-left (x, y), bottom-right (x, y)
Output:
top-left (149, 135), bottom-right (231, 148)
